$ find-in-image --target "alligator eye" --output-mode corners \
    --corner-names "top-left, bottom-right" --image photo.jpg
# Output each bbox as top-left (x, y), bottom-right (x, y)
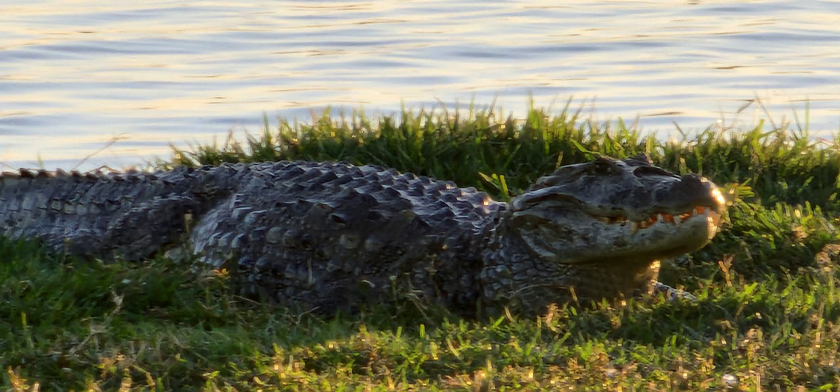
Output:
top-left (590, 160), bottom-right (615, 175)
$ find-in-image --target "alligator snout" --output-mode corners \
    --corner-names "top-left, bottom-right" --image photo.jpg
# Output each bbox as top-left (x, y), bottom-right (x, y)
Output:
top-left (667, 174), bottom-right (726, 214)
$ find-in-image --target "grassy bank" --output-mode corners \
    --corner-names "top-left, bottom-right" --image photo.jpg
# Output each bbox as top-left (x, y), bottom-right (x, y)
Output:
top-left (2, 102), bottom-right (840, 390)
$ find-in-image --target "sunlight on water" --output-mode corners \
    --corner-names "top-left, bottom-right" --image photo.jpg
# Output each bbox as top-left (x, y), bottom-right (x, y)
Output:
top-left (1, 0), bottom-right (839, 170)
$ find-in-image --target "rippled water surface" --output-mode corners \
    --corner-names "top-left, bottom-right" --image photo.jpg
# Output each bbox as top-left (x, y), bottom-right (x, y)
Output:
top-left (2, 0), bottom-right (839, 169)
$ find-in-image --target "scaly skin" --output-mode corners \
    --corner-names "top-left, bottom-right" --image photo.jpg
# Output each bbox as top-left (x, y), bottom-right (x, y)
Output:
top-left (0, 155), bottom-right (725, 314)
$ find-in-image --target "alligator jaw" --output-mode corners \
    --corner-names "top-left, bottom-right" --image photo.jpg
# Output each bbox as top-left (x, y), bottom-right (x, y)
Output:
top-left (506, 202), bottom-right (722, 266)
top-left (587, 188), bottom-right (725, 261)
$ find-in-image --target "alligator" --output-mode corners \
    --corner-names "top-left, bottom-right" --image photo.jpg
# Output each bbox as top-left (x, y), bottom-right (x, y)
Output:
top-left (0, 155), bottom-right (725, 314)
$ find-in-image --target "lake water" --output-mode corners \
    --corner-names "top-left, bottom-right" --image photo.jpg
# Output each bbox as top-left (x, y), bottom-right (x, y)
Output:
top-left (2, 0), bottom-right (839, 170)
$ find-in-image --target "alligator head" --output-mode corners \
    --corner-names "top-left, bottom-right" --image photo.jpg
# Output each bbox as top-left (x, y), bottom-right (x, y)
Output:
top-left (482, 154), bottom-right (725, 308)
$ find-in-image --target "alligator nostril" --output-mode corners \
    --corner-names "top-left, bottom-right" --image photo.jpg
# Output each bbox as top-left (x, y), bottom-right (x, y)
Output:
top-left (677, 174), bottom-right (710, 190)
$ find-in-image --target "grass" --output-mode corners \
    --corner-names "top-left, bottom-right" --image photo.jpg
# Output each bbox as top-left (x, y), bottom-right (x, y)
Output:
top-left (3, 100), bottom-right (840, 390)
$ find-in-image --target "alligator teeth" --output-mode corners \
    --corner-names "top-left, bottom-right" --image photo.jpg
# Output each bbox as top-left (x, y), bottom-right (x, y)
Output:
top-left (609, 206), bottom-right (710, 232)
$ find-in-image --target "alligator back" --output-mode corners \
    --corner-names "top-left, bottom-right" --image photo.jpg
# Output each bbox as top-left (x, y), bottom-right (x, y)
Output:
top-left (186, 161), bottom-right (504, 311)
top-left (0, 161), bottom-right (505, 312)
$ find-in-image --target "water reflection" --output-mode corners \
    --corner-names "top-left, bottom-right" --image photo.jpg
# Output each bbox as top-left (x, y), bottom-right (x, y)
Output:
top-left (0, 0), bottom-right (838, 170)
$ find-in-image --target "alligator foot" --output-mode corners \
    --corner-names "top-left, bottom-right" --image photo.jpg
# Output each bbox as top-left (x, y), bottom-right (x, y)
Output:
top-left (653, 282), bottom-right (697, 302)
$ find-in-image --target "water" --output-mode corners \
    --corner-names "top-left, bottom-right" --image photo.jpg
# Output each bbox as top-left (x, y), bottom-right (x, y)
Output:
top-left (2, 0), bottom-right (839, 170)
